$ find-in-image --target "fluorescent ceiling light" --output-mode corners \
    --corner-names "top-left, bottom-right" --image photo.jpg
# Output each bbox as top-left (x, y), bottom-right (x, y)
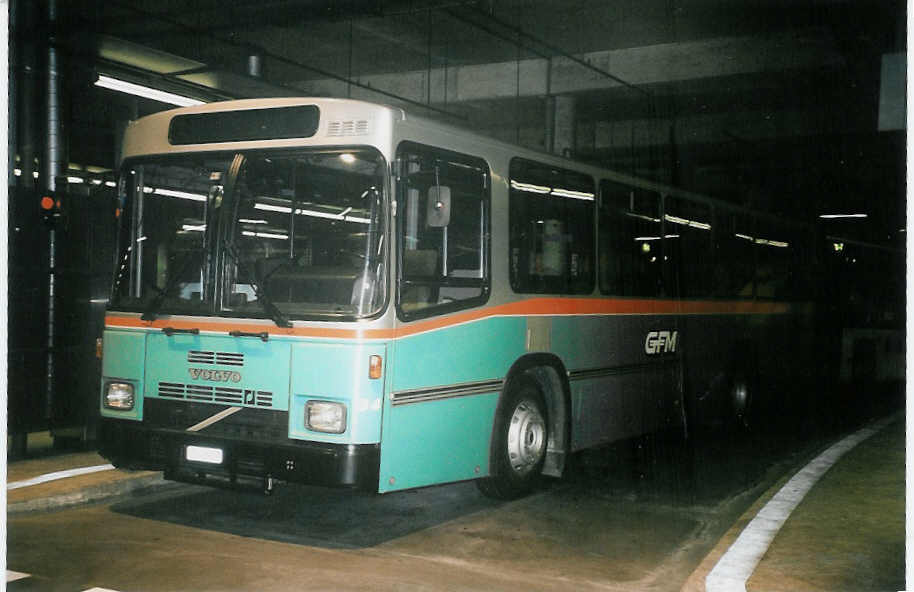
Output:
top-left (819, 213), bottom-right (868, 219)
top-left (624, 211), bottom-right (661, 223)
top-left (511, 180), bottom-right (551, 194)
top-left (634, 234), bottom-right (680, 241)
top-left (95, 74), bottom-right (205, 107)
top-left (510, 180), bottom-right (595, 201)
top-left (254, 202), bottom-right (370, 224)
top-left (664, 214), bottom-right (711, 230)
top-left (152, 188), bottom-right (207, 202)
top-left (242, 230), bottom-right (289, 240)
top-left (735, 233), bottom-right (789, 248)
top-left (755, 238), bottom-right (789, 248)
top-left (550, 188), bottom-right (595, 201)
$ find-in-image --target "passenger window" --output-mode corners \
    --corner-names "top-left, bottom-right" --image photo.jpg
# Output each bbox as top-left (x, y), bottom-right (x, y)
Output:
top-left (714, 212), bottom-right (756, 298)
top-left (509, 159), bottom-right (595, 294)
top-left (396, 142), bottom-right (489, 319)
top-left (598, 181), bottom-right (663, 297)
top-left (664, 197), bottom-right (713, 298)
top-left (753, 220), bottom-right (793, 299)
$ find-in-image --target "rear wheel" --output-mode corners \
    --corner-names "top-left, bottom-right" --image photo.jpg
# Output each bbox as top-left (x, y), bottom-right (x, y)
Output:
top-left (476, 375), bottom-right (548, 500)
top-left (732, 378), bottom-right (751, 429)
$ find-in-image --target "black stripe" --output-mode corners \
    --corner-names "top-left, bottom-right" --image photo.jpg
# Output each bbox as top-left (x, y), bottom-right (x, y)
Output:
top-left (391, 379), bottom-right (504, 406)
top-left (568, 359), bottom-right (677, 381)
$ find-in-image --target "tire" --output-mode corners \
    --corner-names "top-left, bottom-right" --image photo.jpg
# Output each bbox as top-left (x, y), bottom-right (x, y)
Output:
top-left (476, 375), bottom-right (549, 500)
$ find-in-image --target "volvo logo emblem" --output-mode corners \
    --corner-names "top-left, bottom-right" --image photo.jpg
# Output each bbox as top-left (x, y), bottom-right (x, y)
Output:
top-left (188, 368), bottom-right (242, 383)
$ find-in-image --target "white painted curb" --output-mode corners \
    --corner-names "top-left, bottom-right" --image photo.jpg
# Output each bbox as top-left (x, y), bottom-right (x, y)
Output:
top-left (706, 416), bottom-right (894, 592)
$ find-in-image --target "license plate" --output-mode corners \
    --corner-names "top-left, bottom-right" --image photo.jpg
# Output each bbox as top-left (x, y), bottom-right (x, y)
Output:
top-left (186, 445), bottom-right (224, 465)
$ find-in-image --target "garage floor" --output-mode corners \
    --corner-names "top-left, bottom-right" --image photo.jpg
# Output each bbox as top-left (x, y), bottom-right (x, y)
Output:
top-left (6, 397), bottom-right (903, 592)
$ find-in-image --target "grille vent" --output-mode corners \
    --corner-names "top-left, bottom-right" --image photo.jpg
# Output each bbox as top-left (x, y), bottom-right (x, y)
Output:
top-left (158, 382), bottom-right (272, 407)
top-left (327, 119), bottom-right (369, 137)
top-left (187, 350), bottom-right (244, 367)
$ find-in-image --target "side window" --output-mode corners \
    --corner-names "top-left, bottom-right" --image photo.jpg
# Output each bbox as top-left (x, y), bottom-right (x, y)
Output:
top-left (509, 159), bottom-right (595, 294)
top-left (598, 180), bottom-right (662, 297)
top-left (714, 211), bottom-right (756, 298)
top-left (753, 220), bottom-right (793, 299)
top-left (664, 196), bottom-right (713, 298)
top-left (396, 142), bottom-right (489, 319)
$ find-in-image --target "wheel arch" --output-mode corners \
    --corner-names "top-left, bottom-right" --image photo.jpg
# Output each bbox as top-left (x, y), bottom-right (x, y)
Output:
top-left (491, 353), bottom-right (572, 478)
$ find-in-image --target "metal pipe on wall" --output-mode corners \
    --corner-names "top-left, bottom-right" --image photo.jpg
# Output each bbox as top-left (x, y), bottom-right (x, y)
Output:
top-left (45, 0), bottom-right (64, 194)
top-left (44, 0), bottom-right (67, 425)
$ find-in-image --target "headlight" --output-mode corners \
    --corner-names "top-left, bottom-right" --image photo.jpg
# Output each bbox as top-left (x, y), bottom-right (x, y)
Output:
top-left (305, 400), bottom-right (347, 434)
top-left (105, 382), bottom-right (135, 410)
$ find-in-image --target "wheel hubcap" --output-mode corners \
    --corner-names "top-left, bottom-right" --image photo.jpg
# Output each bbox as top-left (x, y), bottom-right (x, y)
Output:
top-left (733, 382), bottom-right (749, 415)
top-left (506, 399), bottom-right (546, 476)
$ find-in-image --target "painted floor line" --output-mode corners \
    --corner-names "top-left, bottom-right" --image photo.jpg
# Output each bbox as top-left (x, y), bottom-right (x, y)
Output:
top-left (705, 416), bottom-right (894, 592)
top-left (7, 464), bottom-right (116, 490)
top-left (6, 570), bottom-right (30, 582)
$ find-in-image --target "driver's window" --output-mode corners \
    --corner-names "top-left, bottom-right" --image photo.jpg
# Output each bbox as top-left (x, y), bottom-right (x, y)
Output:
top-left (396, 142), bottom-right (489, 319)
top-left (224, 149), bottom-right (386, 317)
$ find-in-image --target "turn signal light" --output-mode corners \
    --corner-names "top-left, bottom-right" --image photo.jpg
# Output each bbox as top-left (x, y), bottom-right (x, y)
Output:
top-left (369, 355), bottom-right (383, 380)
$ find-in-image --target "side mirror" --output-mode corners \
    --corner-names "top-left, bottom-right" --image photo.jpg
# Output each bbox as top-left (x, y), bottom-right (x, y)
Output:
top-left (426, 185), bottom-right (451, 227)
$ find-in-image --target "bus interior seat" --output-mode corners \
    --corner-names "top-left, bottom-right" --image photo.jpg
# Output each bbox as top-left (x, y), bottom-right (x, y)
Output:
top-left (256, 256), bottom-right (357, 304)
top-left (439, 268), bottom-right (483, 302)
top-left (401, 249), bottom-right (438, 310)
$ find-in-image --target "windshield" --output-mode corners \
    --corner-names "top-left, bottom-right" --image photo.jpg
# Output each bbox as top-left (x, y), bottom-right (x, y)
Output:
top-left (111, 148), bottom-right (388, 321)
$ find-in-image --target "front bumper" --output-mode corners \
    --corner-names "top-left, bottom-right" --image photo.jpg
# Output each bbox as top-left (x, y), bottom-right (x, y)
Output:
top-left (98, 417), bottom-right (380, 491)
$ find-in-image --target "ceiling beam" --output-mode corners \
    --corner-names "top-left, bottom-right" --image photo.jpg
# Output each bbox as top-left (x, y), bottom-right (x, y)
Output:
top-left (293, 28), bottom-right (843, 106)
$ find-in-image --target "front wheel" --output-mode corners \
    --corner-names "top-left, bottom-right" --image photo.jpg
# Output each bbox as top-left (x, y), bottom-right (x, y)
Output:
top-left (476, 375), bottom-right (548, 500)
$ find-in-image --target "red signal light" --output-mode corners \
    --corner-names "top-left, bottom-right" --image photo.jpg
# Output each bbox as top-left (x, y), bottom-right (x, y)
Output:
top-left (40, 195), bottom-right (55, 210)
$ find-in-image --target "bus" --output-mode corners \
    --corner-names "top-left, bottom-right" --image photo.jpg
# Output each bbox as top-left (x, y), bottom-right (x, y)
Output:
top-left (98, 97), bottom-right (814, 499)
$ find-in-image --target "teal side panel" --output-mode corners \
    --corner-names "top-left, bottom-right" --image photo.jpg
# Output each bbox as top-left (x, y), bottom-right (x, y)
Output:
top-left (100, 329), bottom-right (147, 421)
top-left (551, 314), bottom-right (607, 369)
top-left (379, 316), bottom-right (525, 492)
top-left (390, 317), bottom-right (525, 391)
top-left (378, 393), bottom-right (499, 493)
top-left (289, 342), bottom-right (386, 444)
top-left (144, 333), bottom-right (292, 411)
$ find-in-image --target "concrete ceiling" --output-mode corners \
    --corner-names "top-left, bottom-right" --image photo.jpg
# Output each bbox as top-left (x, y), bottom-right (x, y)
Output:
top-left (47, 0), bottom-right (908, 241)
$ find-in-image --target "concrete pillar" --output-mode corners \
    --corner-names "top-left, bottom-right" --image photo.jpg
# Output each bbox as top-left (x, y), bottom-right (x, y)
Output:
top-left (546, 94), bottom-right (576, 157)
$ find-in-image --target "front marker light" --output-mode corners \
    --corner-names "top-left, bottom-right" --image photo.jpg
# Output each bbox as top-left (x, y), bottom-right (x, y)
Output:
top-left (369, 355), bottom-right (383, 379)
top-left (305, 400), bottom-right (347, 434)
top-left (105, 382), bottom-right (135, 410)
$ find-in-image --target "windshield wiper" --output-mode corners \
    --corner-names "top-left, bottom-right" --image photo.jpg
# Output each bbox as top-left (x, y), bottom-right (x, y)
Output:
top-left (162, 327), bottom-right (200, 336)
top-left (222, 242), bottom-right (292, 328)
top-left (141, 251), bottom-right (199, 322)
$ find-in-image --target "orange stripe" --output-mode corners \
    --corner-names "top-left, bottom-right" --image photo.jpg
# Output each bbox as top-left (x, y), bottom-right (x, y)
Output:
top-left (103, 315), bottom-right (391, 339)
top-left (104, 298), bottom-right (791, 340)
